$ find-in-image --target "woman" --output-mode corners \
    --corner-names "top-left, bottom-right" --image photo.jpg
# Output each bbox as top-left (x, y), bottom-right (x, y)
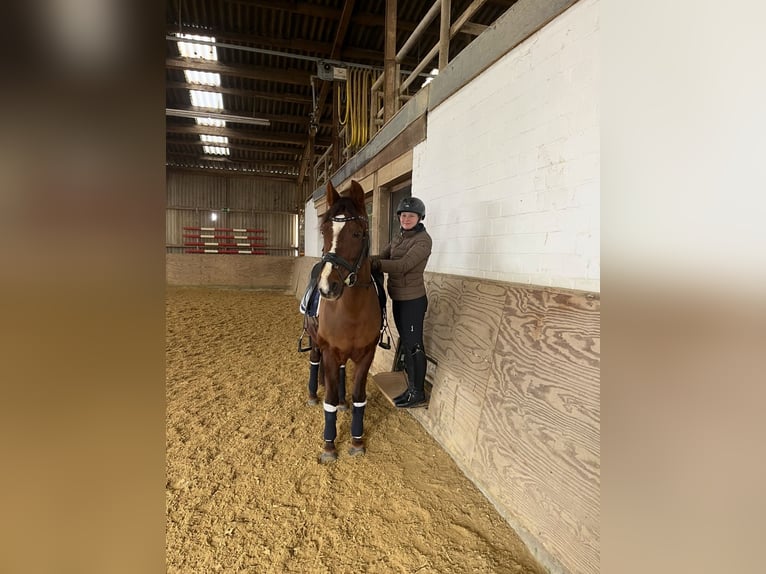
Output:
top-left (372, 196), bottom-right (432, 408)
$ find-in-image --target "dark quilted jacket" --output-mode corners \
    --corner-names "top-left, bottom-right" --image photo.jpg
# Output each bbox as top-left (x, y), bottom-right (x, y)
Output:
top-left (378, 224), bottom-right (432, 301)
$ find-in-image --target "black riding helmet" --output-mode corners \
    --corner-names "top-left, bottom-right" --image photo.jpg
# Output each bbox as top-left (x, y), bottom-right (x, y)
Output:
top-left (396, 196), bottom-right (426, 220)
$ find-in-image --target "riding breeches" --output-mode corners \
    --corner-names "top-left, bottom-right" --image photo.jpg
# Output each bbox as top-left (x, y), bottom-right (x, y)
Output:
top-left (392, 295), bottom-right (428, 353)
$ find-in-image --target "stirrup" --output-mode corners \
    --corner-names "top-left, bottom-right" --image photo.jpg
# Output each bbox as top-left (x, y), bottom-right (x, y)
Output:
top-left (377, 314), bottom-right (392, 349)
top-left (377, 325), bottom-right (392, 350)
top-left (378, 330), bottom-right (391, 350)
top-left (298, 329), bottom-right (312, 353)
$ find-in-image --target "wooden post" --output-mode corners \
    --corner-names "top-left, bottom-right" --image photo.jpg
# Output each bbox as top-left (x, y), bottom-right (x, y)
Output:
top-left (332, 82), bottom-right (340, 172)
top-left (439, 0), bottom-right (451, 70)
top-left (308, 132), bottom-right (316, 201)
top-left (384, 0), bottom-right (398, 122)
top-left (371, 172), bottom-right (389, 255)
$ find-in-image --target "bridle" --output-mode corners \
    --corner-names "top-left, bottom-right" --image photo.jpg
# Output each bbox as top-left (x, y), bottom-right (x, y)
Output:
top-left (320, 213), bottom-right (369, 288)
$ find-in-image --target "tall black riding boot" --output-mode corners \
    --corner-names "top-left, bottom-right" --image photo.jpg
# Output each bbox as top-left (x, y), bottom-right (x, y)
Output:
top-left (393, 346), bottom-right (415, 403)
top-left (395, 346), bottom-right (427, 408)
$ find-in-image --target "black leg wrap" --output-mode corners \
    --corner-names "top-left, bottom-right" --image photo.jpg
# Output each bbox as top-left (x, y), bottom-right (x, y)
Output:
top-left (351, 404), bottom-right (366, 438)
top-left (323, 407), bottom-right (337, 442)
top-left (308, 361), bottom-right (319, 395)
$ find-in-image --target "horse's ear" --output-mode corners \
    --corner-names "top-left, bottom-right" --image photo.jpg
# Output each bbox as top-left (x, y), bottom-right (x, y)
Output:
top-left (349, 180), bottom-right (365, 211)
top-left (326, 180), bottom-right (340, 207)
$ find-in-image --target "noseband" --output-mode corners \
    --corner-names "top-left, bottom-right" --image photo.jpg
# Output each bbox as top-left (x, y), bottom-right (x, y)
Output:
top-left (321, 214), bottom-right (368, 288)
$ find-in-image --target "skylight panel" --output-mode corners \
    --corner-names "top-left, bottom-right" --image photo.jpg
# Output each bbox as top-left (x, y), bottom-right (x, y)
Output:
top-left (202, 146), bottom-right (230, 156)
top-left (195, 117), bottom-right (226, 128)
top-left (200, 135), bottom-right (228, 145)
top-left (190, 90), bottom-right (223, 109)
top-left (176, 34), bottom-right (217, 61)
top-left (184, 70), bottom-right (221, 86)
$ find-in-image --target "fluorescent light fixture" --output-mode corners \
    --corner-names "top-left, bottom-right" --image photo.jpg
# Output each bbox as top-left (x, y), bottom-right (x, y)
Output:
top-left (200, 134), bottom-right (228, 144)
top-left (211, 212), bottom-right (218, 221)
top-left (184, 70), bottom-right (221, 86)
top-left (166, 108), bottom-right (270, 127)
top-left (176, 34), bottom-right (218, 61)
top-left (190, 90), bottom-right (223, 109)
top-left (202, 145), bottom-right (229, 155)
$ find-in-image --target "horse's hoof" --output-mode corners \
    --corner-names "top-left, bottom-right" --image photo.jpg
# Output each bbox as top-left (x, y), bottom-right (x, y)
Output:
top-left (319, 451), bottom-right (337, 464)
top-left (348, 445), bottom-right (365, 457)
top-left (306, 397), bottom-right (319, 406)
top-left (337, 402), bottom-right (348, 412)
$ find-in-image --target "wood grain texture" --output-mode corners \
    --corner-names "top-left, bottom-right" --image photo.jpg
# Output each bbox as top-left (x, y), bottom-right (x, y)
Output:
top-left (419, 274), bottom-right (508, 462)
top-left (291, 267), bottom-right (600, 574)
top-left (475, 287), bottom-right (600, 574)
top-left (408, 278), bottom-right (599, 574)
top-left (371, 370), bottom-right (408, 405)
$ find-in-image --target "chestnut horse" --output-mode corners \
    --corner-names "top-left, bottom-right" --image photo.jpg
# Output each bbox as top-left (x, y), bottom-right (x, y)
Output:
top-left (306, 179), bottom-right (380, 463)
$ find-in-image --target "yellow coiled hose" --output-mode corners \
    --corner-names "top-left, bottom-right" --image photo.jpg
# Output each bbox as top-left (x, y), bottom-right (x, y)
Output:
top-left (337, 68), bottom-right (378, 152)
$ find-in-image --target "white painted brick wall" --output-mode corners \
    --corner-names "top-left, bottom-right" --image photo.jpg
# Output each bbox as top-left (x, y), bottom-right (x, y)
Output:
top-left (413, 0), bottom-right (600, 292)
top-left (304, 198), bottom-right (320, 257)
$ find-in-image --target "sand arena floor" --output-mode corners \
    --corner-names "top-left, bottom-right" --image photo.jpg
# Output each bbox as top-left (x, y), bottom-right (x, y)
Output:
top-left (166, 286), bottom-right (545, 574)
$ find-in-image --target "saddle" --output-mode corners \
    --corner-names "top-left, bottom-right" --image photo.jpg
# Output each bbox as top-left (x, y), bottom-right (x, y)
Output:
top-left (298, 262), bottom-right (391, 351)
top-left (299, 262), bottom-right (323, 317)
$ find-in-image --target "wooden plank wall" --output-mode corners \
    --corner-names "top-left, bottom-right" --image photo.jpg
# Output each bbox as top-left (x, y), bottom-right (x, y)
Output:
top-left (292, 256), bottom-right (600, 574)
top-left (167, 254), bottom-right (296, 291)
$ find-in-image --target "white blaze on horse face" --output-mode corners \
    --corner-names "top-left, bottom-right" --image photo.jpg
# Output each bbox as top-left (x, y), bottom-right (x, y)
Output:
top-left (318, 219), bottom-right (346, 293)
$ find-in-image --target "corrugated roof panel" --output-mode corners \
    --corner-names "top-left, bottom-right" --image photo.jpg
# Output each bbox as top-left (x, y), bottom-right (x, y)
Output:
top-left (167, 0), bottom-right (520, 176)
top-left (184, 70), bottom-right (220, 86)
top-left (176, 33), bottom-right (217, 60)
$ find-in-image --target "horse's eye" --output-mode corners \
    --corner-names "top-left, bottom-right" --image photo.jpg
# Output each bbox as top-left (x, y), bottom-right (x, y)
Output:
top-left (353, 231), bottom-right (362, 239)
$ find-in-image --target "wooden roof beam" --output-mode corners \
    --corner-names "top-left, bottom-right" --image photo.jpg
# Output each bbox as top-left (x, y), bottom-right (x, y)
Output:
top-left (166, 81), bottom-right (312, 105)
top-left (166, 139), bottom-right (303, 158)
top-left (167, 104), bottom-right (329, 129)
top-left (166, 57), bottom-right (309, 85)
top-left (167, 124), bottom-right (331, 147)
